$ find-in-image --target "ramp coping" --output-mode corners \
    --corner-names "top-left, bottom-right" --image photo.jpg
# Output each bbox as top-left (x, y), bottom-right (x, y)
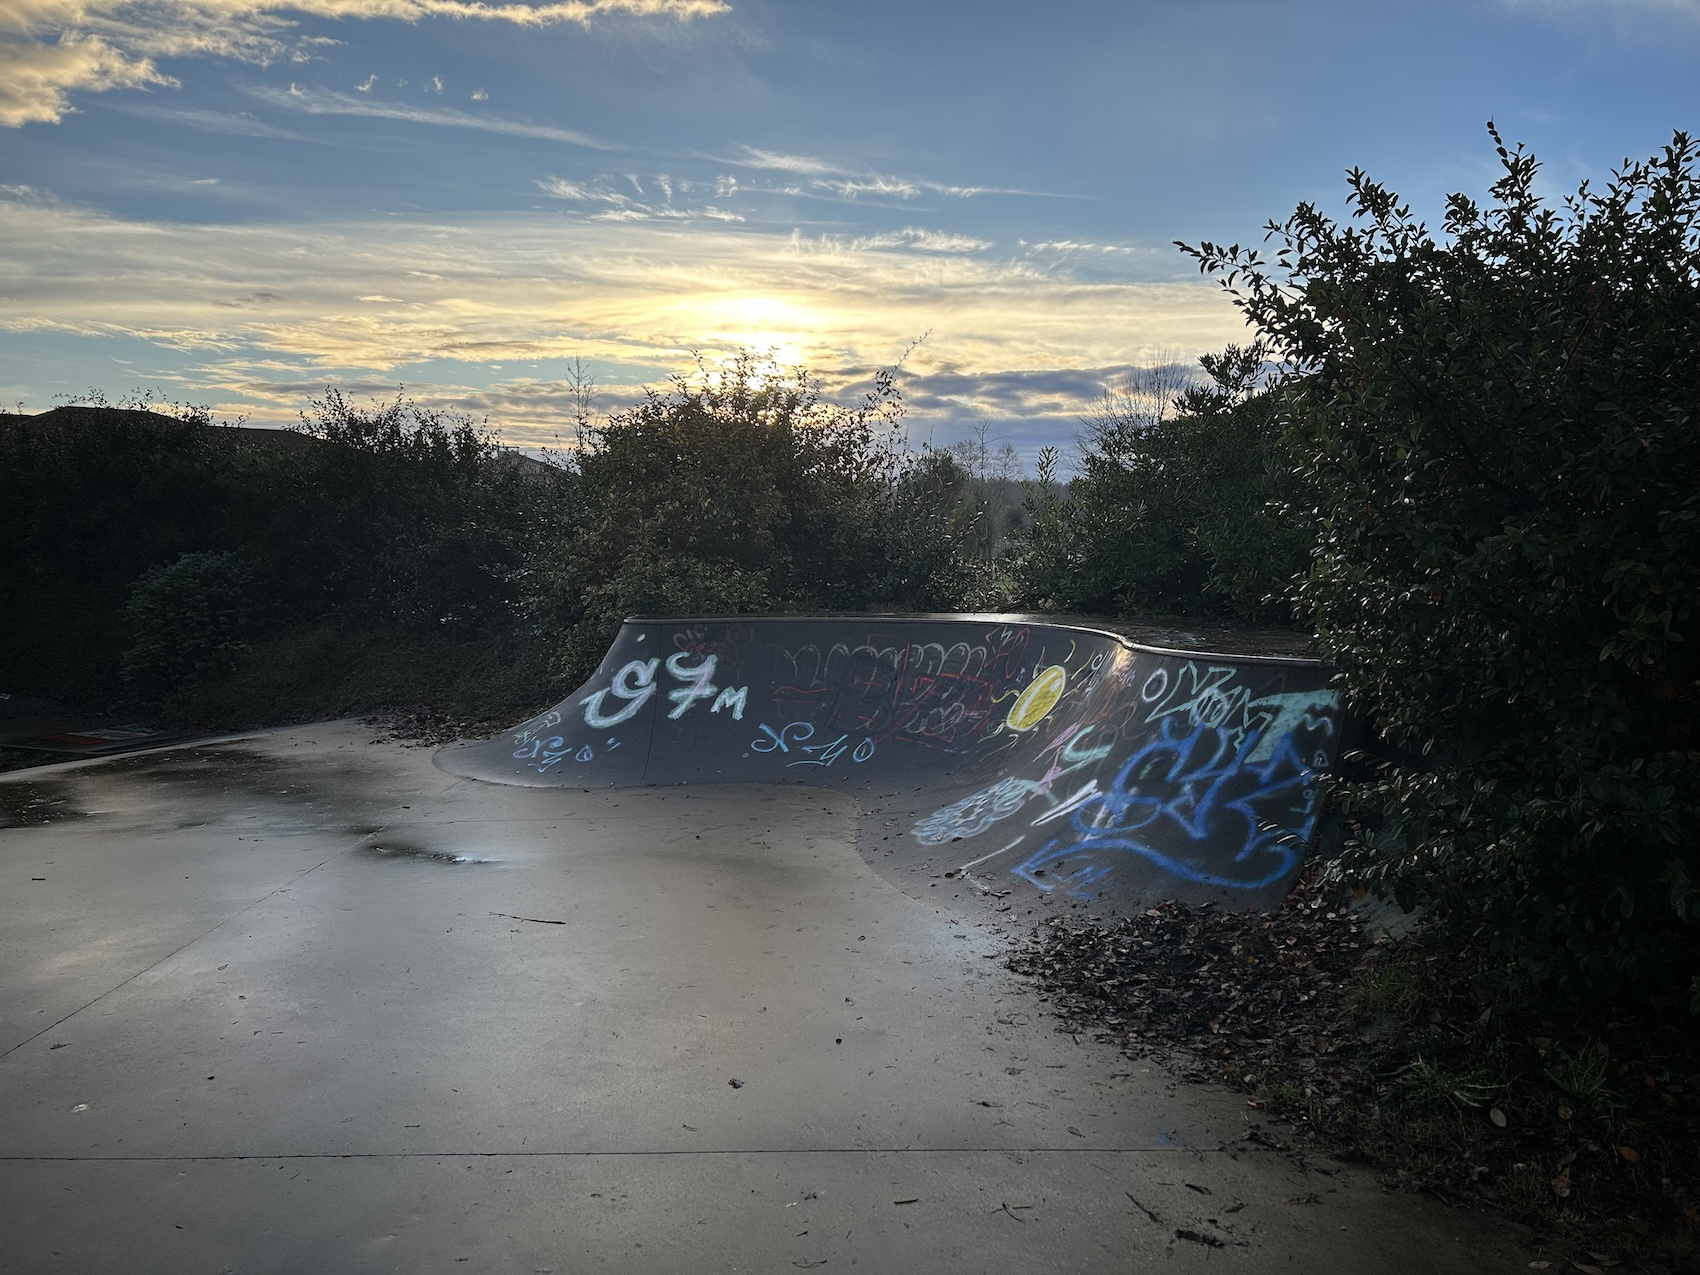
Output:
top-left (623, 613), bottom-right (1328, 667)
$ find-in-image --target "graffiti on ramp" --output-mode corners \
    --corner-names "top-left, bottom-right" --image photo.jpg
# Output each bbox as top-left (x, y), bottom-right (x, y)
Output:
top-left (439, 615), bottom-right (1342, 906)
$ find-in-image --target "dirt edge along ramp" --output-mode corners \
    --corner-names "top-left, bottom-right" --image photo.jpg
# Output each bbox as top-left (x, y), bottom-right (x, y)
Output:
top-left (437, 615), bottom-right (1344, 908)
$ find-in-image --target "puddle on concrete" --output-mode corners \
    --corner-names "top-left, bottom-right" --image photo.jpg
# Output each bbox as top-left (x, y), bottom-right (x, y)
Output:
top-left (0, 778), bottom-right (88, 830)
top-left (358, 840), bottom-right (495, 865)
top-left (104, 744), bottom-right (300, 790)
top-left (99, 743), bottom-right (396, 840)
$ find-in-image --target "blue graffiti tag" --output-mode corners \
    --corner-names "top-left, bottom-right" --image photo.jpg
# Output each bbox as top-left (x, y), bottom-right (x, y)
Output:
top-left (1011, 716), bottom-right (1328, 894)
top-left (511, 734), bottom-right (622, 774)
top-left (752, 721), bottom-right (876, 769)
top-left (512, 734), bottom-right (572, 773)
top-left (912, 776), bottom-right (1039, 845)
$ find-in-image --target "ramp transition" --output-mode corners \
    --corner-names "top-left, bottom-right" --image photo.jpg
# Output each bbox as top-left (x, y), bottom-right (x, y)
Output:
top-left (437, 615), bottom-right (1344, 907)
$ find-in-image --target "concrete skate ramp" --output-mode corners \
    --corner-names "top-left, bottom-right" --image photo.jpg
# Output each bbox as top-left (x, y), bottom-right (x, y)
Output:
top-left (438, 615), bottom-right (1344, 904)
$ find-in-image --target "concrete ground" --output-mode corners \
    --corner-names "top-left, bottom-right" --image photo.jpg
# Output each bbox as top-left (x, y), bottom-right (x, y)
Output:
top-left (1, 722), bottom-right (1530, 1273)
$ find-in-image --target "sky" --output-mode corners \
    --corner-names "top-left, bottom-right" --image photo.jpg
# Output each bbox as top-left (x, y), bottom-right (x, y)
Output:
top-left (3, 0), bottom-right (1699, 460)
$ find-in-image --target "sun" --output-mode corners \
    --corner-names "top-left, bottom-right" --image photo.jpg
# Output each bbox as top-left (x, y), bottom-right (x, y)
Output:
top-left (699, 295), bottom-right (821, 369)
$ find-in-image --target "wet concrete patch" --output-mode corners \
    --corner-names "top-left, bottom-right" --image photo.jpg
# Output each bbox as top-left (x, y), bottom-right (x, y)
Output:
top-left (104, 744), bottom-right (304, 791)
top-left (0, 718), bottom-right (1532, 1274)
top-left (0, 778), bottom-right (88, 830)
top-left (93, 742), bottom-right (406, 840)
top-left (357, 840), bottom-right (495, 865)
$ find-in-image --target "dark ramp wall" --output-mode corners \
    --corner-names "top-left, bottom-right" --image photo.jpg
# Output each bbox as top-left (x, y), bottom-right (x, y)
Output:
top-left (438, 616), bottom-right (1343, 906)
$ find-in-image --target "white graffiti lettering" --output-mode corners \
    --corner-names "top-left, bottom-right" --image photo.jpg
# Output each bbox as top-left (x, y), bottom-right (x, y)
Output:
top-left (710, 685), bottom-right (748, 720)
top-left (511, 708), bottom-right (563, 748)
top-left (580, 658), bottom-right (660, 728)
top-left (664, 652), bottom-right (720, 720)
top-left (1244, 690), bottom-right (1341, 762)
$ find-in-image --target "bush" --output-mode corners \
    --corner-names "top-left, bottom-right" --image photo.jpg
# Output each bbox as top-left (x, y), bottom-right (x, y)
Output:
top-left (1005, 349), bottom-right (1308, 624)
top-left (5, 366), bottom-right (981, 726)
top-left (1185, 128), bottom-right (1700, 1008)
top-left (0, 397), bottom-right (235, 603)
top-left (248, 388), bottom-right (564, 632)
top-left (0, 390), bottom-right (569, 720)
top-left (0, 398), bottom-right (249, 702)
top-left (121, 551), bottom-right (258, 699)
top-left (529, 356), bottom-right (978, 681)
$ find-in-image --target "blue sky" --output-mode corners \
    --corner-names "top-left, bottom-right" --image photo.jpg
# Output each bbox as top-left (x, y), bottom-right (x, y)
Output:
top-left (3, 0), bottom-right (1698, 459)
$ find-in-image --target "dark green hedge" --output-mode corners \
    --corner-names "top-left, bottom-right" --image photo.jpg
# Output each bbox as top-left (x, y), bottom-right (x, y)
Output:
top-left (1186, 129), bottom-right (1700, 1009)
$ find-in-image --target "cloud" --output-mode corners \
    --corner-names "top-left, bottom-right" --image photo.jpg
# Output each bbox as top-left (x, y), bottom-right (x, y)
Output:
top-left (254, 83), bottom-right (611, 146)
top-left (849, 227), bottom-right (989, 254)
top-left (537, 176), bottom-right (620, 202)
top-left (538, 172), bottom-right (742, 221)
top-left (723, 145), bottom-right (1080, 206)
top-left (733, 148), bottom-right (837, 177)
top-left (109, 100), bottom-right (311, 137)
top-left (1025, 239), bottom-right (1131, 255)
top-left (0, 189), bottom-right (1247, 445)
top-left (898, 366), bottom-right (1128, 415)
top-left (1, 0), bottom-right (730, 127)
top-left (590, 204), bottom-right (741, 222)
top-left (354, 72), bottom-right (376, 90)
top-left (0, 32), bottom-right (176, 127)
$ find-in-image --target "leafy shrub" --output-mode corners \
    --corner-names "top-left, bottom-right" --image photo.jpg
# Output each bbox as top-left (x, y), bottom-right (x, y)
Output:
top-left (1186, 129), bottom-right (1700, 1008)
top-left (248, 388), bottom-right (564, 632)
top-left (121, 551), bottom-right (258, 698)
top-left (0, 390), bottom-right (567, 716)
top-left (1005, 349), bottom-right (1308, 624)
top-left (0, 397), bottom-right (234, 604)
top-left (529, 356), bottom-right (977, 681)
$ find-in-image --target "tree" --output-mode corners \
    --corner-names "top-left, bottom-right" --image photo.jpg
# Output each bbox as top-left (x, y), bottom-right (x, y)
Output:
top-left (255, 387), bottom-right (551, 630)
top-left (944, 420), bottom-right (1027, 566)
top-left (0, 388), bottom-right (565, 712)
top-left (528, 354), bottom-right (977, 681)
top-left (1006, 351), bottom-right (1307, 623)
top-left (1184, 128), bottom-right (1700, 1006)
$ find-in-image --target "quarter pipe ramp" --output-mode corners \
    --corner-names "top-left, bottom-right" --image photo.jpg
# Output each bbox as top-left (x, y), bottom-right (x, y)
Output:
top-left (437, 615), bottom-right (1344, 906)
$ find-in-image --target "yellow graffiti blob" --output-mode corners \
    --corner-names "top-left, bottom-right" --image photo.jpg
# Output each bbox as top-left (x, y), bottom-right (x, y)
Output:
top-left (1006, 664), bottom-right (1067, 731)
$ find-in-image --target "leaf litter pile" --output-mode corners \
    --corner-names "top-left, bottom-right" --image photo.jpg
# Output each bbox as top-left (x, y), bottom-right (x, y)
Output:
top-left (1004, 875), bottom-right (1700, 1273)
top-left (363, 708), bottom-right (511, 748)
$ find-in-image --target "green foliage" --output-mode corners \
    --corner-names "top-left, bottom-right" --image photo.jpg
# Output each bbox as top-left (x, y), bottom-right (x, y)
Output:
top-left (0, 398), bottom-right (247, 701)
top-left (1403, 1055), bottom-right (1495, 1111)
top-left (942, 421), bottom-right (1030, 571)
top-left (1542, 1042), bottom-right (1619, 1112)
top-left (121, 551), bottom-right (258, 700)
top-left (254, 388), bottom-right (559, 631)
top-left (0, 396), bottom-right (233, 603)
top-left (0, 390), bottom-right (568, 720)
top-left (1, 360), bottom-right (984, 727)
top-left (1004, 351), bottom-right (1309, 624)
top-left (1343, 957), bottom-right (1429, 1019)
top-left (529, 355), bottom-right (976, 681)
top-left (1185, 128), bottom-right (1700, 1007)
top-left (156, 623), bottom-right (552, 727)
